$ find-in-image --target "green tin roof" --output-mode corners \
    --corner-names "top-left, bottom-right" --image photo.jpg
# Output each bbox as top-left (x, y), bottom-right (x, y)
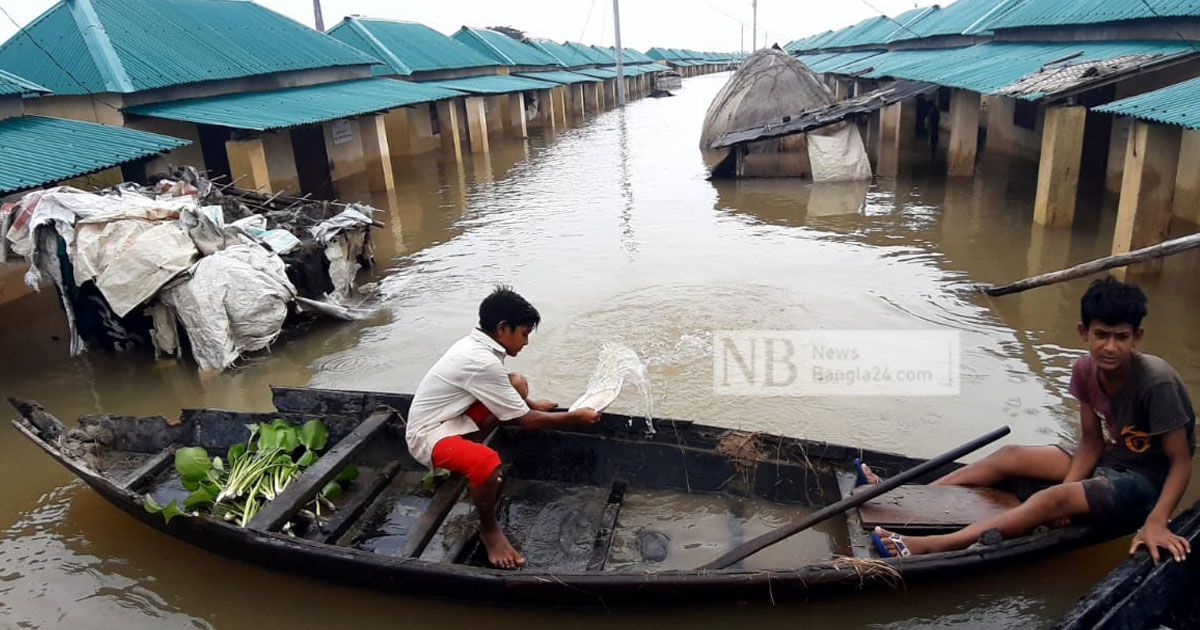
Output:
top-left (831, 40), bottom-right (1196, 99)
top-left (124, 78), bottom-right (461, 131)
top-left (515, 70), bottom-right (601, 84)
top-left (574, 68), bottom-right (619, 79)
top-left (587, 45), bottom-right (617, 64)
top-left (526, 39), bottom-right (593, 67)
top-left (563, 42), bottom-right (611, 65)
top-left (888, 0), bottom-right (1013, 41)
top-left (797, 50), bottom-right (886, 73)
top-left (326, 17), bottom-right (499, 76)
top-left (0, 115), bottom-right (189, 193)
top-left (425, 74), bottom-right (556, 95)
top-left (645, 47), bottom-right (682, 61)
top-left (452, 27), bottom-right (559, 67)
top-left (1095, 76), bottom-right (1200, 128)
top-left (985, 0), bottom-right (1200, 30)
top-left (0, 68), bottom-right (49, 96)
top-left (0, 0), bottom-right (378, 96)
top-left (602, 46), bottom-right (654, 64)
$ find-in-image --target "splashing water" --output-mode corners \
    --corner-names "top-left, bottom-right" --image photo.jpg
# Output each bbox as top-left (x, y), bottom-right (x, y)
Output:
top-left (569, 342), bottom-right (655, 433)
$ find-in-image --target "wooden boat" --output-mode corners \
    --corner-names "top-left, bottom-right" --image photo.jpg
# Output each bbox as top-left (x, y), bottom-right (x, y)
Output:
top-left (1054, 501), bottom-right (1200, 629)
top-left (10, 386), bottom-right (1120, 606)
top-left (655, 70), bottom-right (682, 91)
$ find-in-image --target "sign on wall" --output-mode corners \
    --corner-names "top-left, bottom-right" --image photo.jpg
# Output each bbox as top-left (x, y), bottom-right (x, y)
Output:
top-left (330, 120), bottom-right (354, 146)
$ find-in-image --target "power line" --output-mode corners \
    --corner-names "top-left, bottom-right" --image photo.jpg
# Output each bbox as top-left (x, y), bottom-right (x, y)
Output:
top-left (857, 0), bottom-right (925, 40)
top-left (1134, 0), bottom-right (1199, 52)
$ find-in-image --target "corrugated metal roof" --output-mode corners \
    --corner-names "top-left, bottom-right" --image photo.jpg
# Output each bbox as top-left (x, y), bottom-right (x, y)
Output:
top-left (0, 115), bottom-right (189, 193)
top-left (563, 42), bottom-right (611, 65)
top-left (587, 45), bottom-right (617, 64)
top-left (603, 65), bottom-right (648, 76)
top-left (326, 17), bottom-right (499, 76)
top-left (645, 47), bottom-right (681, 61)
top-left (984, 0), bottom-right (1200, 30)
top-left (0, 0), bottom-right (378, 96)
top-left (124, 78), bottom-right (461, 131)
top-left (831, 41), bottom-right (1196, 99)
top-left (452, 27), bottom-right (559, 67)
top-left (515, 70), bottom-right (601, 84)
top-left (1095, 76), bottom-right (1200, 128)
top-left (818, 16), bottom-right (893, 49)
top-left (641, 63), bottom-right (673, 72)
top-left (425, 74), bottom-right (556, 95)
top-left (605, 47), bottom-right (654, 63)
top-left (574, 68), bottom-right (619, 79)
top-left (889, 0), bottom-right (1012, 41)
top-left (798, 50), bottom-right (886, 73)
top-left (0, 68), bottom-right (49, 96)
top-left (526, 39), bottom-right (593, 67)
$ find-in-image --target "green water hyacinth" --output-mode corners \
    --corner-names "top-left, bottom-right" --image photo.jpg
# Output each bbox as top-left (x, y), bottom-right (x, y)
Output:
top-left (142, 419), bottom-right (355, 529)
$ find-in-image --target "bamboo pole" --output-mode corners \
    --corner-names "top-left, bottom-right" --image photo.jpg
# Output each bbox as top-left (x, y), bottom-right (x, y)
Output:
top-left (982, 232), bottom-right (1200, 297)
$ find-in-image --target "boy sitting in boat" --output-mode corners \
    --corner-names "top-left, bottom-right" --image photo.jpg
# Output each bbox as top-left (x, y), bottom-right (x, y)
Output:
top-left (405, 286), bottom-right (601, 569)
top-left (866, 277), bottom-right (1194, 563)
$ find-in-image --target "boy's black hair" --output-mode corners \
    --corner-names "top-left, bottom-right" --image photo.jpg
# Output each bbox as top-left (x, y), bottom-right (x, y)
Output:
top-left (1080, 276), bottom-right (1148, 329)
top-left (479, 285), bottom-right (540, 333)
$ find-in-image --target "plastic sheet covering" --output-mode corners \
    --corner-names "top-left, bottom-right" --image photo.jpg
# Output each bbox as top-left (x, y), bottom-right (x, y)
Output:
top-left (160, 245), bottom-right (297, 371)
top-left (806, 123), bottom-right (872, 183)
top-left (95, 223), bottom-right (197, 317)
top-left (146, 302), bottom-right (180, 358)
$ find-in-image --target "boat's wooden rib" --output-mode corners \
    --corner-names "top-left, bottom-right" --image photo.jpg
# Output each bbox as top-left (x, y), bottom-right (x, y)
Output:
top-left (121, 447), bottom-right (176, 491)
top-left (317, 461), bottom-right (403, 544)
top-left (836, 472), bottom-right (873, 559)
top-left (403, 428), bottom-right (499, 559)
top-left (586, 480), bottom-right (627, 572)
top-left (248, 408), bottom-right (394, 532)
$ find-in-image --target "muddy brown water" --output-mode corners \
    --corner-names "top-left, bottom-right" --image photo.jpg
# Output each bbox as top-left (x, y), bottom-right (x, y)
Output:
top-left (2, 74), bottom-right (1199, 628)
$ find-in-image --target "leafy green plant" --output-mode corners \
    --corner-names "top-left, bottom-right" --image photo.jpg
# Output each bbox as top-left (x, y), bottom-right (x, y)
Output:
top-left (142, 418), bottom-right (356, 531)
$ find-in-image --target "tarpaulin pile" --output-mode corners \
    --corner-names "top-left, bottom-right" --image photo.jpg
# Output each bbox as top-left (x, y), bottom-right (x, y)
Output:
top-left (2, 171), bottom-right (378, 370)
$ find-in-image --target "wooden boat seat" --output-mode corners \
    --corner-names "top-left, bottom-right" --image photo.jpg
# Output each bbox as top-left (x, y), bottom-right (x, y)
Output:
top-left (854, 484), bottom-right (1021, 533)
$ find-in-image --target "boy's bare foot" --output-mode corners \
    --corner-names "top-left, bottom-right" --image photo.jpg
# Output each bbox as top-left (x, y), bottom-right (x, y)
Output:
top-left (480, 525), bottom-right (525, 569)
top-left (859, 462), bottom-right (883, 485)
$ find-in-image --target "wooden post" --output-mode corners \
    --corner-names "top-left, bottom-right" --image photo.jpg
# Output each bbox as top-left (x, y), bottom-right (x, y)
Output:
top-left (225, 137), bottom-right (272, 193)
top-left (1111, 120), bottom-right (1182, 276)
top-left (464, 96), bottom-right (489, 154)
top-left (435, 98), bottom-right (463, 164)
top-left (553, 86), bottom-right (568, 127)
top-left (1033, 105), bottom-right (1086, 227)
top-left (1171, 128), bottom-right (1200, 224)
top-left (507, 92), bottom-right (528, 139)
top-left (358, 113), bottom-right (395, 192)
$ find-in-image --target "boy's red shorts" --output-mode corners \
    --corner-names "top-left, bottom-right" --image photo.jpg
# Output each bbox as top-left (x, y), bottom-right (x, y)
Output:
top-left (431, 401), bottom-right (500, 487)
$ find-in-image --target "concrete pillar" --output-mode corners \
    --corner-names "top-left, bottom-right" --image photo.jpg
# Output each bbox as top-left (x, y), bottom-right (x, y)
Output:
top-left (531, 89), bottom-right (556, 133)
top-left (877, 99), bottom-right (916, 177)
top-left (1112, 120), bottom-right (1182, 275)
top-left (464, 96), bottom-right (490, 154)
top-left (225, 137), bottom-right (271, 193)
top-left (1172, 129), bottom-right (1200, 225)
top-left (485, 95), bottom-right (506, 137)
top-left (1033, 105), bottom-right (1086, 227)
top-left (596, 80), bottom-right (607, 109)
top-left (383, 107), bottom-right (416, 157)
top-left (947, 90), bottom-right (981, 178)
top-left (585, 82), bottom-right (601, 113)
top-left (573, 84), bottom-right (586, 118)
top-left (358, 113), bottom-right (395, 192)
top-left (866, 109), bottom-right (881, 166)
top-left (261, 130), bottom-right (300, 193)
top-left (1106, 118), bottom-right (1131, 195)
top-left (603, 79), bottom-right (615, 107)
top-left (435, 98), bottom-right (463, 163)
top-left (507, 92), bottom-right (528, 139)
top-left (553, 86), bottom-right (567, 127)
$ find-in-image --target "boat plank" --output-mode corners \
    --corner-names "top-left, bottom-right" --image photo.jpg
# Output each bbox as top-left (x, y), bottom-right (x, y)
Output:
top-left (316, 461), bottom-right (404, 544)
top-left (857, 485), bottom-right (1020, 532)
top-left (836, 472), bottom-right (872, 558)
top-left (248, 408), bottom-right (394, 533)
top-left (586, 480), bottom-right (627, 572)
top-left (404, 428), bottom-right (498, 559)
top-left (121, 447), bottom-right (176, 492)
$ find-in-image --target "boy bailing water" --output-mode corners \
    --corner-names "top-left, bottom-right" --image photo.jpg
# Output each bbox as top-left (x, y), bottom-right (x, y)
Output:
top-left (405, 286), bottom-right (601, 568)
top-left (861, 277), bottom-right (1195, 563)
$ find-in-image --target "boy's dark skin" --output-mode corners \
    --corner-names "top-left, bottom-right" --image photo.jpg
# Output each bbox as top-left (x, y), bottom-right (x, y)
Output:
top-left (473, 321), bottom-right (600, 569)
top-left (867, 319), bottom-right (1192, 563)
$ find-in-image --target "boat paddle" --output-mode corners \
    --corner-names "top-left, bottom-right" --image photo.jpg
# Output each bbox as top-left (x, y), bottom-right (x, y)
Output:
top-left (697, 424), bottom-right (1012, 570)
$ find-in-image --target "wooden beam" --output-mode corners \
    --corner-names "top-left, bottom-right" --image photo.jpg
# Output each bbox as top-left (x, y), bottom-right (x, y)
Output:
top-left (121, 447), bottom-right (176, 491)
top-left (248, 408), bottom-right (394, 532)
top-left (320, 461), bottom-right (403, 544)
top-left (586, 480), bottom-right (627, 572)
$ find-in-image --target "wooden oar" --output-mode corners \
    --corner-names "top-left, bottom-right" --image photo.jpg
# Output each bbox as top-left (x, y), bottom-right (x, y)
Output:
top-left (697, 425), bottom-right (1012, 570)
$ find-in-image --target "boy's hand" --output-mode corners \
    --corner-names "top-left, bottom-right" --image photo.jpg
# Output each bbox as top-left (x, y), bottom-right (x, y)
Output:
top-left (528, 399), bottom-right (557, 411)
top-left (1131, 520), bottom-right (1191, 564)
top-left (570, 408), bottom-right (601, 425)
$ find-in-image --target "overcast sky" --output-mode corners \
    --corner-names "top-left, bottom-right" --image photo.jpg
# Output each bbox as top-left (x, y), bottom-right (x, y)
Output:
top-left (0, 0), bottom-right (936, 52)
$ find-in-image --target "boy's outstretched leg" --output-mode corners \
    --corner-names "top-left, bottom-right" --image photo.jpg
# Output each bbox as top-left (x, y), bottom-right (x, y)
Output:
top-left (878, 481), bottom-right (1090, 556)
top-left (471, 468), bottom-right (525, 569)
top-left (858, 445), bottom-right (1071, 487)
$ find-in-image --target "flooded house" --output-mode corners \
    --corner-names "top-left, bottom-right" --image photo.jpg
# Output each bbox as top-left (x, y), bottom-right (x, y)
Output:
top-left (0, 69), bottom-right (189, 306)
top-left (0, 0), bottom-right (468, 198)
top-left (782, 0), bottom-right (1200, 275)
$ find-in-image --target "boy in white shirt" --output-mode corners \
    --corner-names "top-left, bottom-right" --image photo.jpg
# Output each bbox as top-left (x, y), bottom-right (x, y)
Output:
top-left (406, 287), bottom-right (600, 568)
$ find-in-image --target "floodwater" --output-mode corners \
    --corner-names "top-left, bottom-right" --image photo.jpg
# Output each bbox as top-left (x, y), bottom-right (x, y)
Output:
top-left (2, 73), bottom-right (1200, 627)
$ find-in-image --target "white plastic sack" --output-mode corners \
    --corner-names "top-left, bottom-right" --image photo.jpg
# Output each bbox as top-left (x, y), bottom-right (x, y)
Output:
top-left (806, 123), bottom-right (873, 183)
top-left (95, 223), bottom-right (198, 317)
top-left (160, 245), bottom-right (297, 371)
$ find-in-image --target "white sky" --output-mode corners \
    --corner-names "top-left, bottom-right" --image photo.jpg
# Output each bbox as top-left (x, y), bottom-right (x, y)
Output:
top-left (0, 0), bottom-right (936, 52)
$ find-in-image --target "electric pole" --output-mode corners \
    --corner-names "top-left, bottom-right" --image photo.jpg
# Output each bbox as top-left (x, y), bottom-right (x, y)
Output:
top-left (613, 0), bottom-right (626, 105)
top-left (752, 0), bottom-right (757, 50)
top-left (740, 25), bottom-right (744, 55)
top-left (312, 0), bottom-right (324, 31)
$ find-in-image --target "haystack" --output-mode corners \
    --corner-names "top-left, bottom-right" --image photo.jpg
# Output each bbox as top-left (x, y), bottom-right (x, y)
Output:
top-left (700, 48), bottom-right (871, 181)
